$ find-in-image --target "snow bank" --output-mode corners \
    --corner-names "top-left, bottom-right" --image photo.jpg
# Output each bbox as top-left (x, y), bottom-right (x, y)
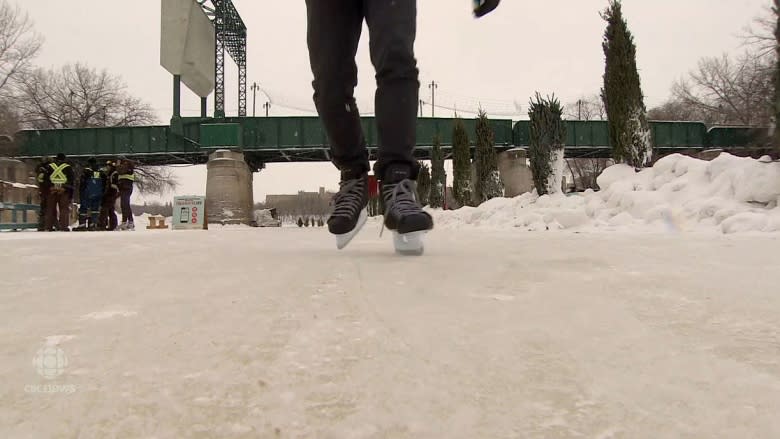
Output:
top-left (0, 179), bottom-right (37, 189)
top-left (433, 153), bottom-right (780, 234)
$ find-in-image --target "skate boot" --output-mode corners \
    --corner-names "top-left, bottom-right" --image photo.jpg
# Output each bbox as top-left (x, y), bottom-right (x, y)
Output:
top-left (327, 172), bottom-right (369, 249)
top-left (381, 165), bottom-right (433, 255)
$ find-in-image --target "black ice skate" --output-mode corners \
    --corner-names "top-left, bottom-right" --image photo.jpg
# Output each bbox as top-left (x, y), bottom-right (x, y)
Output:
top-left (381, 166), bottom-right (433, 255)
top-left (328, 173), bottom-right (369, 250)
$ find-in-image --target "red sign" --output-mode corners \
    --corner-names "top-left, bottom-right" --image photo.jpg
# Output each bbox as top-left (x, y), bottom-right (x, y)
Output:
top-left (368, 175), bottom-right (379, 198)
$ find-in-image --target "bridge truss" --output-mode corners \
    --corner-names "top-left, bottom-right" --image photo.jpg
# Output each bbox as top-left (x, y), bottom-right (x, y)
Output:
top-left (196, 0), bottom-right (247, 118)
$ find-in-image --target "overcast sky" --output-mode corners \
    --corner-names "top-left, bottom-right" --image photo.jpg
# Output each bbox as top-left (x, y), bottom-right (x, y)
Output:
top-left (17, 0), bottom-right (768, 202)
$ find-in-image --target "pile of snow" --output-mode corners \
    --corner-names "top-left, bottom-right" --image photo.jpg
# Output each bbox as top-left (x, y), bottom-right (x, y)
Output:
top-left (434, 153), bottom-right (780, 234)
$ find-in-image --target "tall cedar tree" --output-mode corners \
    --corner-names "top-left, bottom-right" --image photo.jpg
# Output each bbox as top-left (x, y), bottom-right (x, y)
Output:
top-left (416, 162), bottom-right (431, 206)
top-left (474, 109), bottom-right (503, 203)
top-left (452, 117), bottom-right (473, 207)
top-left (774, 0), bottom-right (780, 157)
top-left (601, 0), bottom-right (653, 168)
top-left (429, 135), bottom-right (446, 208)
top-left (528, 93), bottom-right (567, 195)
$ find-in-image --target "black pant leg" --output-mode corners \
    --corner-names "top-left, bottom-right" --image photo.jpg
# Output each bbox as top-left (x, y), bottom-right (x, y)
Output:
top-left (38, 189), bottom-right (48, 230)
top-left (364, 0), bottom-right (420, 181)
top-left (44, 189), bottom-right (58, 231)
top-left (57, 192), bottom-right (71, 231)
top-left (120, 184), bottom-right (133, 223)
top-left (305, 0), bottom-right (369, 178)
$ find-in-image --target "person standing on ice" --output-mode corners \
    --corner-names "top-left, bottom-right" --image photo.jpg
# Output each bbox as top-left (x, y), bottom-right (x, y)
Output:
top-left (305, 0), bottom-right (497, 251)
top-left (116, 158), bottom-right (136, 231)
top-left (75, 157), bottom-right (107, 231)
top-left (45, 153), bottom-right (76, 232)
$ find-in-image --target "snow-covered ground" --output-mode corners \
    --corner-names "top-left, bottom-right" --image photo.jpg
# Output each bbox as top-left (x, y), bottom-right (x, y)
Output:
top-left (434, 153), bottom-right (780, 233)
top-left (1, 222), bottom-right (779, 438)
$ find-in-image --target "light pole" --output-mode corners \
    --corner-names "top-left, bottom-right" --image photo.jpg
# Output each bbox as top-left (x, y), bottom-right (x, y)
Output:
top-left (251, 82), bottom-right (260, 117)
top-left (428, 81), bottom-right (438, 117)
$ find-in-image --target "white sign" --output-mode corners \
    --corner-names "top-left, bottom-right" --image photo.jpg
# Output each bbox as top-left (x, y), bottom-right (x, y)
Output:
top-left (172, 196), bottom-right (207, 230)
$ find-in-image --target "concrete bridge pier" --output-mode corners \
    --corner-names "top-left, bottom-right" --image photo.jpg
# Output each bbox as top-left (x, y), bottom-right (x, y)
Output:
top-left (205, 150), bottom-right (254, 225)
top-left (497, 148), bottom-right (535, 197)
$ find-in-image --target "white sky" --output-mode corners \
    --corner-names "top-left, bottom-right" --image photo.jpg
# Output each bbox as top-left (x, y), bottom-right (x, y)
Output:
top-left (16, 0), bottom-right (768, 202)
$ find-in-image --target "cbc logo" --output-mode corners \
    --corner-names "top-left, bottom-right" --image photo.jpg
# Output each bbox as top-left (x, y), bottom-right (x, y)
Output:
top-left (32, 346), bottom-right (68, 380)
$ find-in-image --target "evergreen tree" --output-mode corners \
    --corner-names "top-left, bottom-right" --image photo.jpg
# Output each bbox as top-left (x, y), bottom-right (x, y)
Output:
top-left (528, 93), bottom-right (567, 195)
top-left (416, 162), bottom-right (431, 206)
top-left (601, 0), bottom-right (653, 168)
top-left (297, 217), bottom-right (303, 227)
top-left (452, 117), bottom-right (473, 207)
top-left (474, 109), bottom-right (503, 203)
top-left (429, 135), bottom-right (446, 208)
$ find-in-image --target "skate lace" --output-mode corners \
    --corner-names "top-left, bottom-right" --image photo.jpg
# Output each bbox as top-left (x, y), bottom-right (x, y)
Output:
top-left (330, 177), bottom-right (365, 218)
top-left (383, 179), bottom-right (420, 216)
top-left (379, 179), bottom-right (419, 237)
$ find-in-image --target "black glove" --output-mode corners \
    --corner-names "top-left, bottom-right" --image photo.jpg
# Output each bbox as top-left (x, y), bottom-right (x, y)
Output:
top-left (474, 0), bottom-right (500, 18)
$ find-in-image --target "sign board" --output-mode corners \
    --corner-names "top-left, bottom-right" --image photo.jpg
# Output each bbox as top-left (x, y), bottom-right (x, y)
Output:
top-left (161, 0), bottom-right (216, 97)
top-left (172, 196), bottom-right (208, 230)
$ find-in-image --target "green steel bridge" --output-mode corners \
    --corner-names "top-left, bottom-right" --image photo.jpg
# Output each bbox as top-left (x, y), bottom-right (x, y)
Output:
top-left (7, 117), bottom-right (770, 171)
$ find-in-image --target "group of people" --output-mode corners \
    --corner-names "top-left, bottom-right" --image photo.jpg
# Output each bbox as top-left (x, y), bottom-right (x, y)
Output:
top-left (35, 153), bottom-right (136, 232)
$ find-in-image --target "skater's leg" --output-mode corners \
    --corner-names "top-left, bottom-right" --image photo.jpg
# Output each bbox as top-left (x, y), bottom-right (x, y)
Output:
top-left (364, 0), bottom-right (420, 181)
top-left (364, 0), bottom-right (431, 243)
top-left (306, 0), bottom-right (369, 177)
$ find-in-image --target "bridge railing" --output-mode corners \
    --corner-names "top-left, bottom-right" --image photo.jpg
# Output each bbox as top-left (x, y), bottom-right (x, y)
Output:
top-left (10, 118), bottom-right (770, 164)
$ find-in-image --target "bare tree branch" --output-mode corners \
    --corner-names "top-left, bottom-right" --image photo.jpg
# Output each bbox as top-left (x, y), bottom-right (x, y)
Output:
top-left (564, 94), bottom-right (606, 121)
top-left (133, 165), bottom-right (178, 195)
top-left (16, 63), bottom-right (157, 129)
top-left (0, 0), bottom-right (42, 99)
top-left (651, 52), bottom-right (773, 126)
top-left (740, 4), bottom-right (776, 59)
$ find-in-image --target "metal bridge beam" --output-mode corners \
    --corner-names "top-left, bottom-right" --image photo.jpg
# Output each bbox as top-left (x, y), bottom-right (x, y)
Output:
top-left (201, 0), bottom-right (247, 118)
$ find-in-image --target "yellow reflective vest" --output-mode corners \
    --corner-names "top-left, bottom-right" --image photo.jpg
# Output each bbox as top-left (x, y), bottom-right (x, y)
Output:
top-left (49, 163), bottom-right (71, 185)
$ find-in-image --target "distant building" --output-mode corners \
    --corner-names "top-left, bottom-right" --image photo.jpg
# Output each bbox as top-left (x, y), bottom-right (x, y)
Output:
top-left (264, 187), bottom-right (335, 219)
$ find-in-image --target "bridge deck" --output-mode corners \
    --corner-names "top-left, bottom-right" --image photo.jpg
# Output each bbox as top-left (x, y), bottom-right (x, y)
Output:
top-left (6, 117), bottom-right (770, 166)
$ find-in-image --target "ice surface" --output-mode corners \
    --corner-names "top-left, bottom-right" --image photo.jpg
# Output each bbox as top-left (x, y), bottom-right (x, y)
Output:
top-left (1, 224), bottom-right (779, 437)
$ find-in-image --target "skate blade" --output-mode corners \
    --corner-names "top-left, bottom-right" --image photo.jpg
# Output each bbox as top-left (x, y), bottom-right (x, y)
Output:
top-left (393, 231), bottom-right (426, 256)
top-left (334, 208), bottom-right (368, 250)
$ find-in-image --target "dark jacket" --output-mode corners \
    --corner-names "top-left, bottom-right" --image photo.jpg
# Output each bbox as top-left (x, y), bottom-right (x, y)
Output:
top-left (117, 161), bottom-right (135, 184)
top-left (47, 160), bottom-right (75, 193)
top-left (36, 160), bottom-right (52, 189)
top-left (103, 166), bottom-right (119, 197)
